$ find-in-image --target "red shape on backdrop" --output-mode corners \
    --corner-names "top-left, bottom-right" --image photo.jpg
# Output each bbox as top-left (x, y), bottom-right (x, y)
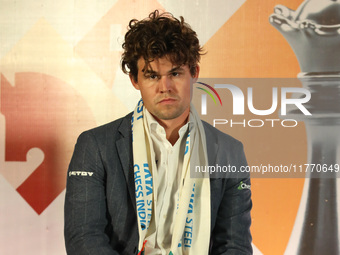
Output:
top-left (1, 73), bottom-right (96, 214)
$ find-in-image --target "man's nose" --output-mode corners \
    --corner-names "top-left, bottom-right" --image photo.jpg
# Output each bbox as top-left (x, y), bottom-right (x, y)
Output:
top-left (159, 75), bottom-right (172, 92)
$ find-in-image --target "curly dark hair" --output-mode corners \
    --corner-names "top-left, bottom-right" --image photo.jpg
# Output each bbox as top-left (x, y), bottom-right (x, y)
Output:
top-left (121, 10), bottom-right (204, 82)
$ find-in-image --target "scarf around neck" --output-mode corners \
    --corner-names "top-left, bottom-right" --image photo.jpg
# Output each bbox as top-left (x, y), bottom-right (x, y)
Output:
top-left (131, 99), bottom-right (210, 255)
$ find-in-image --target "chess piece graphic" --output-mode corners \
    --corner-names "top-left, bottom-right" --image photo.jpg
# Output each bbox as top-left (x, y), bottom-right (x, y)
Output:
top-left (270, 1), bottom-right (340, 254)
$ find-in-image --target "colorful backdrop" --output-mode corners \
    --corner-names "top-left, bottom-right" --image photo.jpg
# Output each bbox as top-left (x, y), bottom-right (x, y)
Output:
top-left (0, 0), bottom-right (315, 254)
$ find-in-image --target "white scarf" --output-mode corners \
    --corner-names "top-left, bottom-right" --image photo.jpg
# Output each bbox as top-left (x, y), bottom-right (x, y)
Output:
top-left (131, 99), bottom-right (210, 255)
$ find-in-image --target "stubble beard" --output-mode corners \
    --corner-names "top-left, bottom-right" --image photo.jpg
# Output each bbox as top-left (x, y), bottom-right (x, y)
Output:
top-left (152, 104), bottom-right (189, 121)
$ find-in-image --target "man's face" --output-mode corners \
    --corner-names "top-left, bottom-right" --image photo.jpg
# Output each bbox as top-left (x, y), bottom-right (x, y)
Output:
top-left (130, 57), bottom-right (199, 122)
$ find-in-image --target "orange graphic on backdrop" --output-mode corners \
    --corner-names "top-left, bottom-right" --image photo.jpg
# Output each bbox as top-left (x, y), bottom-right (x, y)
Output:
top-left (200, 0), bottom-right (302, 78)
top-left (200, 0), bottom-right (306, 254)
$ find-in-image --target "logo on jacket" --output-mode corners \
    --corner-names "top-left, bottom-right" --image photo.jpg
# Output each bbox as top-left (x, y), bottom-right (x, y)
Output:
top-left (237, 181), bottom-right (251, 190)
top-left (69, 171), bottom-right (94, 177)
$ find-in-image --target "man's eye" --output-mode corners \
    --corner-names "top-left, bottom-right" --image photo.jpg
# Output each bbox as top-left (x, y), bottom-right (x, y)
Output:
top-left (149, 74), bottom-right (158, 80)
top-left (171, 72), bottom-right (179, 77)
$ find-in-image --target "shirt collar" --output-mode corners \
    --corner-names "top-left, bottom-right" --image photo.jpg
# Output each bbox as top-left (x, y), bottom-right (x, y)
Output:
top-left (144, 108), bottom-right (194, 137)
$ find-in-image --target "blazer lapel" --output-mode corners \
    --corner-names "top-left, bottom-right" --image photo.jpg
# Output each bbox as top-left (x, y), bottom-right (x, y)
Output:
top-left (203, 122), bottom-right (219, 165)
top-left (116, 113), bottom-right (136, 211)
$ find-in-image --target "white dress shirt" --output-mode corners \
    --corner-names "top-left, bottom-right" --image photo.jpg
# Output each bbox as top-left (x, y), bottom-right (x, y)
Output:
top-left (144, 109), bottom-right (192, 255)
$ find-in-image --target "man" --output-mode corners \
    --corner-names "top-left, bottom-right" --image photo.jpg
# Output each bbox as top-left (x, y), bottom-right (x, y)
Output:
top-left (64, 10), bottom-right (252, 255)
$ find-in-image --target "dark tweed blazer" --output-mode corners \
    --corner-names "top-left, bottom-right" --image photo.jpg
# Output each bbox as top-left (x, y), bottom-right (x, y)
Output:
top-left (64, 112), bottom-right (252, 255)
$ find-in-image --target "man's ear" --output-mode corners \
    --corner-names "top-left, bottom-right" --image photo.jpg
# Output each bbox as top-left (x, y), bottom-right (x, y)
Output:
top-left (192, 65), bottom-right (200, 83)
top-left (129, 74), bottom-right (140, 90)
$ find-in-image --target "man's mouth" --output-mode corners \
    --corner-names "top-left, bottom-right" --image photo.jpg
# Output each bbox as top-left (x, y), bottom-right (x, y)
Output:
top-left (158, 97), bottom-right (177, 104)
